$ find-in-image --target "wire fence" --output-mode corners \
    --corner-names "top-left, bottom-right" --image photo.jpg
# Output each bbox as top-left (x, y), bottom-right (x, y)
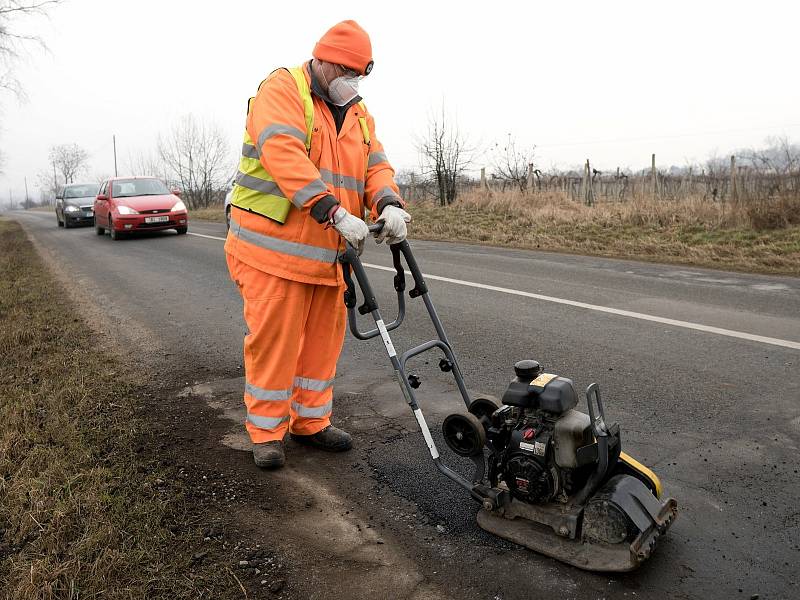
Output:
top-left (399, 159), bottom-right (800, 206)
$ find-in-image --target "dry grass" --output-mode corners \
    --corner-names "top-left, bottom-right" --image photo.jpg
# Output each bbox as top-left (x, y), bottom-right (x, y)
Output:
top-left (190, 205), bottom-right (227, 224)
top-left (0, 220), bottom-right (235, 598)
top-left (405, 191), bottom-right (800, 275)
top-left (446, 189), bottom-right (800, 230)
top-left (187, 192), bottom-right (800, 274)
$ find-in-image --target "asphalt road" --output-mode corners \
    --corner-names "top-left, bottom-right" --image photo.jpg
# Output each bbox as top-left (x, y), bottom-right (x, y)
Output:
top-left (8, 209), bottom-right (800, 600)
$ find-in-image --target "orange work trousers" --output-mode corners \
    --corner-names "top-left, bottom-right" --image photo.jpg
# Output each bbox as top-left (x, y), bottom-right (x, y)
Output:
top-left (227, 254), bottom-right (346, 443)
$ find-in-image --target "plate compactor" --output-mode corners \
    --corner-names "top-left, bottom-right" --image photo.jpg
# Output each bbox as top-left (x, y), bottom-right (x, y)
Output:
top-left (341, 226), bottom-right (677, 572)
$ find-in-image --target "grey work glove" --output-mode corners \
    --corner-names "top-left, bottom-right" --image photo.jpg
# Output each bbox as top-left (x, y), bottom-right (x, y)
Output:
top-left (375, 205), bottom-right (412, 245)
top-left (331, 206), bottom-right (369, 255)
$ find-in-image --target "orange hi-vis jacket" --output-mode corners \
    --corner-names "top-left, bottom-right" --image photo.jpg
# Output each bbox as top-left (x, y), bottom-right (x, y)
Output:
top-left (225, 62), bottom-right (403, 286)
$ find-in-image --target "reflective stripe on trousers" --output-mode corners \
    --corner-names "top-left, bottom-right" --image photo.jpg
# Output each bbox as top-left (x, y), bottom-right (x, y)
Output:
top-left (244, 377), bottom-right (334, 429)
top-left (247, 413), bottom-right (290, 430)
top-left (294, 376), bottom-right (334, 392)
top-left (291, 400), bottom-right (332, 418)
top-left (245, 381), bottom-right (292, 401)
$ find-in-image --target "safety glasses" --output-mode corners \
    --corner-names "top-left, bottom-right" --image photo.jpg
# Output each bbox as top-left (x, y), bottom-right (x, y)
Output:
top-left (334, 63), bottom-right (365, 80)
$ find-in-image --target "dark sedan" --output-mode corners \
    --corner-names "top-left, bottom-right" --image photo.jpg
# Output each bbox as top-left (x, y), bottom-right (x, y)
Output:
top-left (56, 183), bottom-right (99, 228)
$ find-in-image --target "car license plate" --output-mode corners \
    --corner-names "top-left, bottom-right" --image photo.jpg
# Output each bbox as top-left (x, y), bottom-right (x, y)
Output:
top-left (145, 216), bottom-right (168, 223)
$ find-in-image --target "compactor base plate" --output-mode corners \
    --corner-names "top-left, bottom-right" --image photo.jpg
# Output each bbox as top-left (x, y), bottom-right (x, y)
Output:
top-left (477, 486), bottom-right (677, 573)
top-left (477, 508), bottom-right (640, 572)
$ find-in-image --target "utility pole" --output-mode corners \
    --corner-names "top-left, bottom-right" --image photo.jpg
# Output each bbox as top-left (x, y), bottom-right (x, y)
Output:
top-left (52, 161), bottom-right (57, 205)
top-left (113, 134), bottom-right (118, 177)
top-left (24, 176), bottom-right (30, 209)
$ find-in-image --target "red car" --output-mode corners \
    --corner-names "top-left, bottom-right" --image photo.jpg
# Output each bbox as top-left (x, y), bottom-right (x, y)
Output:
top-left (94, 176), bottom-right (188, 240)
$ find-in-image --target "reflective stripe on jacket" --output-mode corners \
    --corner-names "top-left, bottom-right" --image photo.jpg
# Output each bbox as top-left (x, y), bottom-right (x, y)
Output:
top-left (225, 62), bottom-right (402, 286)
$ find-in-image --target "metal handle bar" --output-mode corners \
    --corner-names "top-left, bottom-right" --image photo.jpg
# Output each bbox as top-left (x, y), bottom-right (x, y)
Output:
top-left (339, 236), bottom-right (470, 410)
top-left (340, 243), bottom-right (400, 339)
top-left (339, 229), bottom-right (480, 496)
top-left (339, 227), bottom-right (427, 340)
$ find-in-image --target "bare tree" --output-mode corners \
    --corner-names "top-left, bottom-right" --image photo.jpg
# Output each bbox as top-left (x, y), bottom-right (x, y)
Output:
top-left (35, 167), bottom-right (57, 204)
top-left (416, 107), bottom-right (474, 206)
top-left (394, 168), bottom-right (417, 187)
top-left (0, 1), bottom-right (62, 98)
top-left (742, 136), bottom-right (800, 176)
top-left (49, 143), bottom-right (89, 184)
top-left (0, 2), bottom-right (61, 177)
top-left (157, 114), bottom-right (230, 209)
top-left (492, 133), bottom-right (537, 193)
top-left (125, 150), bottom-right (166, 180)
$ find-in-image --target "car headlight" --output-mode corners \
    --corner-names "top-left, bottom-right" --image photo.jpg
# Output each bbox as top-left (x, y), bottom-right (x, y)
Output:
top-left (171, 200), bottom-right (187, 212)
top-left (117, 205), bottom-right (139, 215)
top-left (64, 205), bottom-right (80, 212)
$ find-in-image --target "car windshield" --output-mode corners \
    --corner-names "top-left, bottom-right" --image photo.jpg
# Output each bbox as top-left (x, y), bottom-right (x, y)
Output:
top-left (112, 178), bottom-right (170, 198)
top-left (64, 184), bottom-right (99, 199)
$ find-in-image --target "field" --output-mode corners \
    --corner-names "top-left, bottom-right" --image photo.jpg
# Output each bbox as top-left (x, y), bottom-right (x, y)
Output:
top-left (190, 192), bottom-right (800, 275)
top-left (407, 191), bottom-right (800, 275)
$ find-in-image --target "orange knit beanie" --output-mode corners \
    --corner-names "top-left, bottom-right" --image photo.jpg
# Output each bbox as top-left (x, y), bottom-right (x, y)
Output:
top-left (313, 20), bottom-right (373, 75)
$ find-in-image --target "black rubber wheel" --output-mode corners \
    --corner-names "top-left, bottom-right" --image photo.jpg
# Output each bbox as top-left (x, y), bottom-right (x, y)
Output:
top-left (468, 397), bottom-right (499, 423)
top-left (175, 226), bottom-right (188, 235)
top-left (442, 412), bottom-right (486, 457)
top-left (109, 217), bottom-right (123, 240)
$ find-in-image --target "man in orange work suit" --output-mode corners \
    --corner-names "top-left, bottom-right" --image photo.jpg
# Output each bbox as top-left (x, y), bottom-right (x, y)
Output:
top-left (225, 20), bottom-right (411, 468)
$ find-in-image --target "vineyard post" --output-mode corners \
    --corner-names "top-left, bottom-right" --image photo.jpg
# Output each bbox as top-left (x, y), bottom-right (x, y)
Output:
top-left (651, 153), bottom-right (658, 199)
top-left (527, 163), bottom-right (534, 194)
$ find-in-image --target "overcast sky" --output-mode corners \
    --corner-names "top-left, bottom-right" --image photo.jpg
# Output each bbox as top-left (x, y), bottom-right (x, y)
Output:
top-left (1, 0), bottom-right (799, 199)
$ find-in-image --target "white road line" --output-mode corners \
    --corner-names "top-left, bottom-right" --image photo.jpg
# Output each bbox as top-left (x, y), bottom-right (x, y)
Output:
top-left (188, 231), bottom-right (227, 241)
top-left (187, 232), bottom-right (800, 351)
top-left (364, 264), bottom-right (800, 350)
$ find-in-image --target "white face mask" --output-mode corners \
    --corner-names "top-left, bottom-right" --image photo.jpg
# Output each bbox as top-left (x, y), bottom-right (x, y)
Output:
top-left (328, 75), bottom-right (359, 106)
top-left (318, 61), bottom-right (361, 106)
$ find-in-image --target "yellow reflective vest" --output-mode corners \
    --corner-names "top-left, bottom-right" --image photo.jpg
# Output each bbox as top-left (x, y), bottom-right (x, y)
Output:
top-left (231, 66), bottom-right (370, 223)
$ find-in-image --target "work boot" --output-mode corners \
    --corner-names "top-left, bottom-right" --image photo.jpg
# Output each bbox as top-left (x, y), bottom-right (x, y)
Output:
top-left (252, 440), bottom-right (285, 469)
top-left (290, 425), bottom-right (352, 452)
